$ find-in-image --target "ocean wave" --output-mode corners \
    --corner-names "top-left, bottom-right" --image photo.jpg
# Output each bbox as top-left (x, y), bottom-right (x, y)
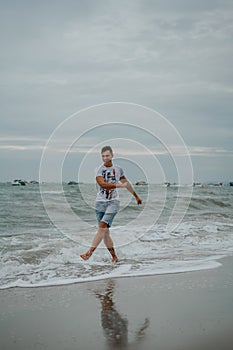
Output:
top-left (1, 184), bottom-right (233, 289)
top-left (1, 220), bottom-right (233, 290)
top-left (189, 196), bottom-right (232, 208)
top-left (0, 256), bottom-right (225, 290)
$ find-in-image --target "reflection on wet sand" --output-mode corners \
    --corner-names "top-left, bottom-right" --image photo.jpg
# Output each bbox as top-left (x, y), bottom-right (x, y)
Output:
top-left (94, 279), bottom-right (149, 348)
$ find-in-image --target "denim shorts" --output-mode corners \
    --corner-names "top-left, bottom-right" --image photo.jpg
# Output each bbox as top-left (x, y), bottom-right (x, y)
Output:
top-left (95, 200), bottom-right (120, 227)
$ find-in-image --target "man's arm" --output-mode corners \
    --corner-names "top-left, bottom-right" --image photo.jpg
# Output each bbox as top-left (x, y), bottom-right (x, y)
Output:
top-left (120, 176), bottom-right (142, 205)
top-left (96, 176), bottom-right (128, 190)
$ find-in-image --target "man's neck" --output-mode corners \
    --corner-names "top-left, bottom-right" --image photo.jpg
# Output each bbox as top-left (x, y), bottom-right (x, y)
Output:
top-left (104, 161), bottom-right (113, 167)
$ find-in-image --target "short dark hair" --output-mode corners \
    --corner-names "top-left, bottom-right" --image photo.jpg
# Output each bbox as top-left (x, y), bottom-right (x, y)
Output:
top-left (101, 146), bottom-right (113, 154)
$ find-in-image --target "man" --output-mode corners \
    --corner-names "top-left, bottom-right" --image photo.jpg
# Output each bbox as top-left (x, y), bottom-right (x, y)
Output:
top-left (80, 145), bottom-right (142, 262)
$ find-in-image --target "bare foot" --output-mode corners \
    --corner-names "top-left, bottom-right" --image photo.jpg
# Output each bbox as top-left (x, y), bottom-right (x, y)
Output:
top-left (112, 256), bottom-right (118, 263)
top-left (80, 252), bottom-right (92, 261)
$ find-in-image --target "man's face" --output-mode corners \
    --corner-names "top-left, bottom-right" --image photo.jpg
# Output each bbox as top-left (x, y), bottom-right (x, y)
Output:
top-left (102, 150), bottom-right (113, 165)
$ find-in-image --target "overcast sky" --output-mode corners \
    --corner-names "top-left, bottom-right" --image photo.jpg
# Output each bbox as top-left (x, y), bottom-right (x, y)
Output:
top-left (0, 0), bottom-right (233, 183)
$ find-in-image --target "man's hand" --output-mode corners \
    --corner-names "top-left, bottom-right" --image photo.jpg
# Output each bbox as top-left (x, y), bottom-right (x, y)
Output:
top-left (119, 180), bottom-right (142, 205)
top-left (135, 195), bottom-right (142, 205)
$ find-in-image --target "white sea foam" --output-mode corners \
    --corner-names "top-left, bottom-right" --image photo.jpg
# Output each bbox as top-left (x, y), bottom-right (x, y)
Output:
top-left (0, 255), bottom-right (224, 290)
top-left (0, 226), bottom-right (229, 289)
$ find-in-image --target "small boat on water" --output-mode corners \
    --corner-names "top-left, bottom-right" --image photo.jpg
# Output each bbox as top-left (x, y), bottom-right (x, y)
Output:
top-left (162, 182), bottom-right (170, 187)
top-left (12, 179), bottom-right (26, 186)
top-left (67, 181), bottom-right (79, 185)
top-left (193, 182), bottom-right (206, 188)
top-left (208, 182), bottom-right (223, 187)
top-left (135, 181), bottom-right (148, 186)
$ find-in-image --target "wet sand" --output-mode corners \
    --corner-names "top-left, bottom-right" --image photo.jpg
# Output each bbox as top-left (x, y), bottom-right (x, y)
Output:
top-left (0, 256), bottom-right (233, 350)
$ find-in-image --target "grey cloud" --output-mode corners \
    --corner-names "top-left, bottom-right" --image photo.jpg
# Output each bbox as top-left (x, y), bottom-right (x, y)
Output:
top-left (0, 0), bottom-right (232, 181)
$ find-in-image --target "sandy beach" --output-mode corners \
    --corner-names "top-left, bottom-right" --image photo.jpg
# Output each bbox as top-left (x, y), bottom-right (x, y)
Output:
top-left (1, 256), bottom-right (233, 350)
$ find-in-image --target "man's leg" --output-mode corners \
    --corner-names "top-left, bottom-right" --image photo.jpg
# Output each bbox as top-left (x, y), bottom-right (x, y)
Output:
top-left (80, 221), bottom-right (108, 260)
top-left (104, 228), bottom-right (118, 262)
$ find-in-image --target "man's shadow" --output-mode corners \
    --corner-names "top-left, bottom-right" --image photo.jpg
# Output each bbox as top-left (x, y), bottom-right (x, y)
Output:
top-left (94, 279), bottom-right (149, 349)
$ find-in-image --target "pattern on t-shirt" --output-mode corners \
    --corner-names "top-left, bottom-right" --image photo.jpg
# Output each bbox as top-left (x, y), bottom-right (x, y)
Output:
top-left (96, 165), bottom-right (124, 201)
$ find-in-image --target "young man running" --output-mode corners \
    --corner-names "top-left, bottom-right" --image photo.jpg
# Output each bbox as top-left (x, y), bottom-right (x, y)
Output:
top-left (80, 146), bottom-right (142, 262)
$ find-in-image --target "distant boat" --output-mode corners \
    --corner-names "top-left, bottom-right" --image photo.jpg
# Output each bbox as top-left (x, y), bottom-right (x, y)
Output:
top-left (12, 180), bottom-right (20, 186)
top-left (229, 182), bottom-right (233, 186)
top-left (199, 184), bottom-right (206, 188)
top-left (193, 182), bottom-right (205, 188)
top-left (12, 179), bottom-right (26, 186)
top-left (67, 181), bottom-right (79, 185)
top-left (162, 182), bottom-right (170, 187)
top-left (208, 182), bottom-right (223, 187)
top-left (135, 181), bottom-right (147, 186)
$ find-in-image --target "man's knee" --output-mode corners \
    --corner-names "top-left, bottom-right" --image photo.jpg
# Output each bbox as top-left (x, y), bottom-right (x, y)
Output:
top-left (99, 221), bottom-right (109, 229)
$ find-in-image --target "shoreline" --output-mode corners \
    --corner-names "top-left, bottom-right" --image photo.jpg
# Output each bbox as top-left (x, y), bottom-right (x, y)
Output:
top-left (0, 254), bottom-right (225, 291)
top-left (1, 255), bottom-right (233, 349)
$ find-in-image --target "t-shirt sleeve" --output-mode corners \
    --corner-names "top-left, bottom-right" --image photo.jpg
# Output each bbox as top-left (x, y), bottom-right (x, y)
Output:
top-left (95, 166), bottom-right (103, 177)
top-left (119, 166), bottom-right (124, 178)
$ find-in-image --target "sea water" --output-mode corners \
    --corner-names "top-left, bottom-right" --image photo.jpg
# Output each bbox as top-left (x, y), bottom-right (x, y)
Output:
top-left (0, 183), bottom-right (233, 289)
